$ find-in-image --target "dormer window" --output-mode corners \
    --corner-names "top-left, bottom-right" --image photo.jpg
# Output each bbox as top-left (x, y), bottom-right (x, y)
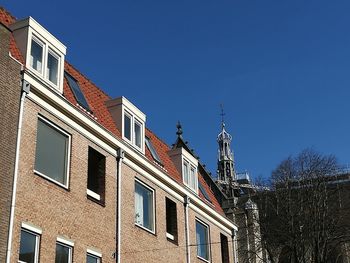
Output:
top-left (168, 147), bottom-right (198, 193)
top-left (30, 37), bottom-right (43, 73)
top-left (10, 17), bottom-right (66, 93)
top-left (183, 158), bottom-right (198, 192)
top-left (106, 97), bottom-right (146, 153)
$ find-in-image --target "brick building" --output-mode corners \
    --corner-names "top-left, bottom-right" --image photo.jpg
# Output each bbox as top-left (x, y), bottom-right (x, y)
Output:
top-left (0, 7), bottom-right (238, 263)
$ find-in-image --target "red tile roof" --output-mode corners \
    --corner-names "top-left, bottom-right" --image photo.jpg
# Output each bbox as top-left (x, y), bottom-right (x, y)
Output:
top-left (0, 7), bottom-right (225, 216)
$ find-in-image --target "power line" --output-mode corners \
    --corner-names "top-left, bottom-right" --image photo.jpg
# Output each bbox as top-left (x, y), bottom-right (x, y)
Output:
top-left (120, 239), bottom-right (234, 255)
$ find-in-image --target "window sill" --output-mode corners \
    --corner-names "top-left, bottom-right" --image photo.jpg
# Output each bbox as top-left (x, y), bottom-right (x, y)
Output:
top-left (166, 232), bottom-right (178, 245)
top-left (34, 170), bottom-right (69, 190)
top-left (135, 223), bottom-right (156, 236)
top-left (197, 255), bottom-right (210, 263)
top-left (87, 193), bottom-right (105, 207)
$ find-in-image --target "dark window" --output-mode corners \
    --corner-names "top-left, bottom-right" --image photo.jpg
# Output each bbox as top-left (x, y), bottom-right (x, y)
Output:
top-left (65, 72), bottom-right (91, 111)
top-left (220, 233), bottom-right (229, 263)
top-left (145, 136), bottom-right (162, 165)
top-left (87, 147), bottom-right (106, 203)
top-left (199, 181), bottom-right (212, 203)
top-left (55, 242), bottom-right (72, 263)
top-left (87, 254), bottom-right (101, 263)
top-left (19, 229), bottom-right (39, 263)
top-left (166, 198), bottom-right (178, 242)
top-left (35, 118), bottom-right (70, 187)
top-left (124, 113), bottom-right (131, 140)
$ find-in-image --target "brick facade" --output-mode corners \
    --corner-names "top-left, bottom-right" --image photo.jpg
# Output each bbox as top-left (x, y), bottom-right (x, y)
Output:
top-left (0, 23), bottom-right (22, 262)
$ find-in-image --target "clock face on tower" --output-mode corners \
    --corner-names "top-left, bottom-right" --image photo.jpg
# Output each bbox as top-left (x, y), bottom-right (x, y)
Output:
top-left (225, 162), bottom-right (231, 177)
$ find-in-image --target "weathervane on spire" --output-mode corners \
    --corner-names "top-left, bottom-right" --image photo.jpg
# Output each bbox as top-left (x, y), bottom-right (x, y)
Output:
top-left (220, 104), bottom-right (225, 128)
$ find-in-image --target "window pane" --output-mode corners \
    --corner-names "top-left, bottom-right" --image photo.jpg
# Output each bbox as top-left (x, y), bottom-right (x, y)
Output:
top-left (35, 119), bottom-right (69, 186)
top-left (19, 230), bottom-right (37, 263)
top-left (135, 181), bottom-right (154, 231)
top-left (196, 221), bottom-right (209, 260)
top-left (47, 52), bottom-right (59, 85)
top-left (124, 114), bottom-right (131, 140)
top-left (87, 254), bottom-right (99, 263)
top-left (190, 167), bottom-right (195, 189)
top-left (183, 162), bottom-right (189, 185)
top-left (55, 243), bottom-right (71, 263)
top-left (134, 121), bottom-right (141, 148)
top-left (30, 39), bottom-right (43, 73)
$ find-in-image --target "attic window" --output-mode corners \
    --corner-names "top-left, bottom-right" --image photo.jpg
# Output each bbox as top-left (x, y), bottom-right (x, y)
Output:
top-left (65, 72), bottom-right (91, 112)
top-left (199, 181), bottom-right (212, 203)
top-left (145, 136), bottom-right (162, 165)
top-left (183, 159), bottom-right (198, 193)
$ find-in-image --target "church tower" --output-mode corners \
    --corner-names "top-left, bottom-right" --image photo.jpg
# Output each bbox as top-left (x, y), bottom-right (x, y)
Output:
top-left (216, 108), bottom-right (238, 198)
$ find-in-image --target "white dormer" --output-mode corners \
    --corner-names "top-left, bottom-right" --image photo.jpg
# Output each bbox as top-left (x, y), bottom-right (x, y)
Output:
top-left (10, 17), bottom-right (66, 93)
top-left (106, 96), bottom-right (146, 153)
top-left (168, 147), bottom-right (198, 193)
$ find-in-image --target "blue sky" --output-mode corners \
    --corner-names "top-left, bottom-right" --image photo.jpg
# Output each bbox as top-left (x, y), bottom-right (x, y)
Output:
top-left (4, 1), bottom-right (350, 179)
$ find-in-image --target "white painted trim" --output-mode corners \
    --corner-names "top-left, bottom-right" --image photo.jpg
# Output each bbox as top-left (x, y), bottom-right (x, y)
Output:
top-left (166, 232), bottom-right (175, 240)
top-left (21, 222), bottom-right (42, 235)
top-left (57, 236), bottom-right (74, 247)
top-left (87, 189), bottom-right (101, 200)
top-left (87, 248), bottom-right (102, 258)
top-left (25, 78), bottom-right (237, 232)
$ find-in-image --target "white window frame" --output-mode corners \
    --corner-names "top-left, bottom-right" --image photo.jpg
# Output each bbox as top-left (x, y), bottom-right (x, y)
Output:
top-left (28, 34), bottom-right (62, 89)
top-left (18, 224), bottom-right (41, 263)
top-left (56, 236), bottom-right (74, 263)
top-left (122, 109), bottom-right (144, 152)
top-left (30, 36), bottom-right (44, 74)
top-left (46, 48), bottom-right (60, 86)
top-left (86, 249), bottom-right (102, 263)
top-left (34, 116), bottom-right (71, 189)
top-left (182, 157), bottom-right (198, 193)
top-left (196, 219), bottom-right (211, 262)
top-left (134, 179), bottom-right (156, 234)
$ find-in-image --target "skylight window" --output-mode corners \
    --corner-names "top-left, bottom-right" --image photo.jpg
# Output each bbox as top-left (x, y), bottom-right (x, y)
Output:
top-left (199, 181), bottom-right (212, 203)
top-left (145, 136), bottom-right (162, 165)
top-left (65, 72), bottom-right (91, 111)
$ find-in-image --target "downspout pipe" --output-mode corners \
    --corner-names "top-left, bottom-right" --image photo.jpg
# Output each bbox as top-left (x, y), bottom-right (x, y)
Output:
top-left (116, 148), bottom-right (124, 263)
top-left (6, 79), bottom-right (30, 263)
top-left (184, 195), bottom-right (191, 263)
top-left (232, 230), bottom-right (238, 263)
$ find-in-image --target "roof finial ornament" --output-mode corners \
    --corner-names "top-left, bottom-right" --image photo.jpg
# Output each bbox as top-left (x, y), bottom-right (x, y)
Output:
top-left (220, 103), bottom-right (225, 129)
top-left (176, 121), bottom-right (183, 138)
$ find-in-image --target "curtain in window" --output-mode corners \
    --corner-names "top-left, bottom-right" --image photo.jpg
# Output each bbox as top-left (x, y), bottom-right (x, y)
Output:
top-left (135, 185), bottom-right (144, 225)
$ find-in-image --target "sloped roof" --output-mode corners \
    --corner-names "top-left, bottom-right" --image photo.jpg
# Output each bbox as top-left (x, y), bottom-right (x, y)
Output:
top-left (0, 7), bottom-right (224, 215)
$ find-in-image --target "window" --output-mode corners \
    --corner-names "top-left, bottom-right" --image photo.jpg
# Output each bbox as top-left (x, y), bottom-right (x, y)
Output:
top-left (124, 112), bottom-right (131, 141)
top-left (145, 136), bottom-right (162, 165)
top-left (199, 181), bottom-right (212, 203)
top-left (19, 229), bottom-right (40, 263)
top-left (165, 198), bottom-right (178, 242)
top-left (134, 120), bottom-right (142, 148)
top-left (87, 254), bottom-right (101, 263)
top-left (34, 117), bottom-right (70, 188)
top-left (87, 147), bottom-right (106, 202)
top-left (220, 234), bottom-right (229, 263)
top-left (183, 159), bottom-right (198, 193)
top-left (135, 180), bottom-right (155, 232)
top-left (55, 242), bottom-right (72, 263)
top-left (196, 220), bottom-right (210, 261)
top-left (30, 38), bottom-right (43, 73)
top-left (65, 72), bottom-right (91, 111)
top-left (29, 35), bottom-right (61, 87)
top-left (47, 50), bottom-right (59, 85)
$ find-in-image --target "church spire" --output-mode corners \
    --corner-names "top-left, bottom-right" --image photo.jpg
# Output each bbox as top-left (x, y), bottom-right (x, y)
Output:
top-left (216, 105), bottom-right (236, 193)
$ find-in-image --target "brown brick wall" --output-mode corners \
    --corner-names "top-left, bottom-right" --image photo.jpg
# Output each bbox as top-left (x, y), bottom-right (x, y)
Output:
top-left (9, 100), bottom-right (117, 262)
top-left (120, 163), bottom-right (234, 262)
top-left (0, 24), bottom-right (22, 262)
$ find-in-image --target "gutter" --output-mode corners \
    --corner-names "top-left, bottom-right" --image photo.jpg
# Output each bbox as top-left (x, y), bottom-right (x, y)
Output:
top-left (184, 196), bottom-right (191, 263)
top-left (6, 78), bottom-right (30, 263)
top-left (116, 148), bottom-right (124, 262)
